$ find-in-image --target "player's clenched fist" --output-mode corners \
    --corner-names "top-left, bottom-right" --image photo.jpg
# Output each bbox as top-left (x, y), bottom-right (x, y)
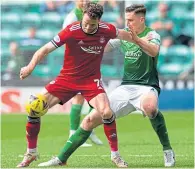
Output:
top-left (20, 66), bottom-right (32, 80)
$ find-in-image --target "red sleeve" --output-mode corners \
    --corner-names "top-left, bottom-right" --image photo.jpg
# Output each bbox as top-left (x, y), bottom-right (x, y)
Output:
top-left (107, 23), bottom-right (119, 39)
top-left (51, 26), bottom-right (71, 48)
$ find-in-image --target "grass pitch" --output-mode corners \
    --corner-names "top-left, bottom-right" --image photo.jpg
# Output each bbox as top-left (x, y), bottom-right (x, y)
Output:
top-left (1, 111), bottom-right (194, 168)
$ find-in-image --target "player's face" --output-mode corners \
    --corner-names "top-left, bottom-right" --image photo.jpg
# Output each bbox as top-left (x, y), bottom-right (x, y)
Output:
top-left (82, 13), bottom-right (99, 34)
top-left (125, 12), bottom-right (145, 33)
top-left (77, 0), bottom-right (89, 10)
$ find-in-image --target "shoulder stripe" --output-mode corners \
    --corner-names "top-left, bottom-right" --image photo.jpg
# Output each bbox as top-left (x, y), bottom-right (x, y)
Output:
top-left (71, 23), bottom-right (80, 28)
top-left (70, 25), bottom-right (81, 29)
top-left (70, 25), bottom-right (81, 31)
top-left (70, 27), bottom-right (81, 31)
top-left (99, 23), bottom-right (107, 25)
top-left (99, 25), bottom-right (109, 29)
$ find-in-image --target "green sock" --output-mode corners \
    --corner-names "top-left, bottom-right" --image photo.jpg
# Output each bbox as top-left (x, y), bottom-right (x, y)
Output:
top-left (149, 111), bottom-right (172, 151)
top-left (58, 127), bottom-right (92, 163)
top-left (70, 104), bottom-right (82, 130)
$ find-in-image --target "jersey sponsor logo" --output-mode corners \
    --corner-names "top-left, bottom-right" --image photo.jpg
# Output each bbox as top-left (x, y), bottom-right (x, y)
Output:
top-left (125, 49), bottom-right (142, 59)
top-left (53, 35), bottom-right (60, 43)
top-left (80, 46), bottom-right (103, 55)
top-left (124, 43), bottom-right (142, 59)
top-left (100, 36), bottom-right (105, 43)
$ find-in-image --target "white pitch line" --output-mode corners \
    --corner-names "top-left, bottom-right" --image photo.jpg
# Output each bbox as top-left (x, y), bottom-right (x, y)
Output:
top-left (18, 154), bottom-right (187, 158)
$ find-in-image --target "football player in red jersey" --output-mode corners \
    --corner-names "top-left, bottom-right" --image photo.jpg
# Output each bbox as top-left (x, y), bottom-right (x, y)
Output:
top-left (62, 0), bottom-right (103, 147)
top-left (17, 2), bottom-right (134, 168)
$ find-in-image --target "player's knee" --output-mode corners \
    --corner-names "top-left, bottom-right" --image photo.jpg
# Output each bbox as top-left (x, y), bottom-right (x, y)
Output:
top-left (142, 102), bottom-right (157, 118)
top-left (141, 94), bottom-right (158, 118)
top-left (81, 115), bottom-right (96, 130)
top-left (99, 107), bottom-right (113, 119)
top-left (72, 94), bottom-right (84, 105)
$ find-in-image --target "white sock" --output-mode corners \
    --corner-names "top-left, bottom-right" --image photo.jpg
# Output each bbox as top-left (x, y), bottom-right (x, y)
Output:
top-left (27, 148), bottom-right (37, 153)
top-left (90, 130), bottom-right (95, 136)
top-left (69, 130), bottom-right (76, 138)
top-left (111, 151), bottom-right (119, 158)
top-left (56, 157), bottom-right (62, 163)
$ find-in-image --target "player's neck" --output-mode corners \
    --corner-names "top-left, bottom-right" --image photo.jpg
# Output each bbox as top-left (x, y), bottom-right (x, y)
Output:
top-left (136, 25), bottom-right (146, 35)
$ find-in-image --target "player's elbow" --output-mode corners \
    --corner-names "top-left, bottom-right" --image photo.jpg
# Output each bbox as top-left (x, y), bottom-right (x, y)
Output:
top-left (150, 51), bottom-right (158, 57)
top-left (148, 47), bottom-right (159, 57)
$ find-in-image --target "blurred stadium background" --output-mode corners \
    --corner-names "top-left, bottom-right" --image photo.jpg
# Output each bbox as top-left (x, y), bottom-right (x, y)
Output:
top-left (1, 0), bottom-right (194, 113)
top-left (1, 0), bottom-right (194, 168)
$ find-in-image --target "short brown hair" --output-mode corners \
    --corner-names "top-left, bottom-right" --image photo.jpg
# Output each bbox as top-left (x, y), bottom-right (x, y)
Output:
top-left (126, 4), bottom-right (146, 16)
top-left (83, 2), bottom-right (103, 19)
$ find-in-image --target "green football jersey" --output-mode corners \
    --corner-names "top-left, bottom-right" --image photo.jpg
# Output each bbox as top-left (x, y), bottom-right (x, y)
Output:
top-left (109, 27), bottom-right (161, 94)
top-left (63, 8), bottom-right (83, 28)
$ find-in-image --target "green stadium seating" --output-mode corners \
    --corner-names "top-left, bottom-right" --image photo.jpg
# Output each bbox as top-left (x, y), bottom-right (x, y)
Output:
top-left (36, 29), bottom-right (55, 41)
top-left (169, 0), bottom-right (193, 10)
top-left (1, 13), bottom-right (21, 28)
top-left (158, 45), bottom-right (193, 75)
top-left (31, 65), bottom-right (52, 77)
top-left (157, 47), bottom-right (167, 67)
top-left (1, 2), bottom-right (193, 78)
top-left (21, 13), bottom-right (41, 28)
top-left (1, 29), bottom-right (18, 42)
top-left (17, 29), bottom-right (30, 39)
top-left (182, 22), bottom-right (194, 38)
top-left (41, 12), bottom-right (62, 28)
top-left (168, 45), bottom-right (192, 63)
top-left (101, 12), bottom-right (119, 22)
top-left (1, 50), bottom-right (11, 72)
top-left (47, 48), bottom-right (64, 76)
top-left (7, 4), bottom-right (28, 14)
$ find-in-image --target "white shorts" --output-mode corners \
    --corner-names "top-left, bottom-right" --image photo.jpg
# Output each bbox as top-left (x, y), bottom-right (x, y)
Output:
top-left (108, 85), bottom-right (159, 119)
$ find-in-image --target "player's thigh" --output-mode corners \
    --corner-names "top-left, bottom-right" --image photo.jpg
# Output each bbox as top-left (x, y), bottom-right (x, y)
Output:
top-left (45, 79), bottom-right (77, 106)
top-left (89, 92), bottom-right (110, 113)
top-left (40, 88), bottom-right (60, 108)
top-left (72, 94), bottom-right (84, 105)
top-left (81, 109), bottom-right (103, 130)
top-left (108, 86), bottom-right (136, 119)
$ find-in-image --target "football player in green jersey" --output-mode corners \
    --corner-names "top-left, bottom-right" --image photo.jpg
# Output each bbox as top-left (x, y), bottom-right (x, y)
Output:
top-left (38, 4), bottom-right (175, 168)
top-left (104, 4), bottom-right (175, 167)
top-left (63, 0), bottom-right (103, 146)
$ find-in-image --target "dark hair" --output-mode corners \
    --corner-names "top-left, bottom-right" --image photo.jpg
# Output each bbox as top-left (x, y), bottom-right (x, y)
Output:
top-left (83, 2), bottom-right (103, 19)
top-left (126, 4), bottom-right (146, 16)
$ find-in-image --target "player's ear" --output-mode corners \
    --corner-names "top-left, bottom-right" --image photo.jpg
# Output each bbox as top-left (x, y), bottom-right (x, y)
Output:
top-left (140, 16), bottom-right (145, 23)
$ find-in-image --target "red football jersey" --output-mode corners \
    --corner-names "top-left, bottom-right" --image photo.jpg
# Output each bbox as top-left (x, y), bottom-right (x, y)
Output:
top-left (51, 21), bottom-right (118, 82)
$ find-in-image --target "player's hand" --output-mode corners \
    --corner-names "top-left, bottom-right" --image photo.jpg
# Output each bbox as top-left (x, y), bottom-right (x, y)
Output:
top-left (129, 25), bottom-right (140, 44)
top-left (20, 66), bottom-right (32, 80)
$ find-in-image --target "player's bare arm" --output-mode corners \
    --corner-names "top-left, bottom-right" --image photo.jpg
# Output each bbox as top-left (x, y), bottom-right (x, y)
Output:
top-left (129, 25), bottom-right (160, 57)
top-left (117, 29), bottom-right (133, 42)
top-left (20, 42), bottom-right (56, 80)
top-left (104, 43), bottom-right (114, 53)
top-left (104, 29), bottom-right (134, 53)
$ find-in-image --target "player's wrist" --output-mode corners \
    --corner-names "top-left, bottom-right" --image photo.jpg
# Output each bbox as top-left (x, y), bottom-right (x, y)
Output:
top-left (134, 37), bottom-right (141, 45)
top-left (27, 64), bottom-right (35, 73)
